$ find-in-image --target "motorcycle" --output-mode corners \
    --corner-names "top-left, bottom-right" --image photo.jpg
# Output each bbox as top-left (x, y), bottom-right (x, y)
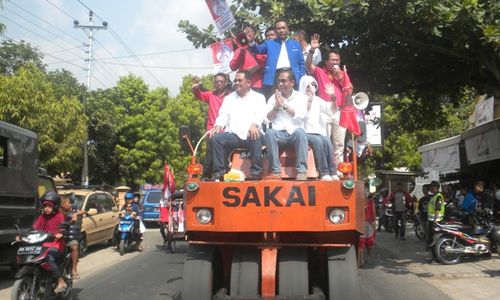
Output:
top-left (432, 209), bottom-right (500, 265)
top-left (118, 213), bottom-right (139, 256)
top-left (413, 213), bottom-right (425, 241)
top-left (384, 203), bottom-right (394, 233)
top-left (11, 225), bottom-right (73, 300)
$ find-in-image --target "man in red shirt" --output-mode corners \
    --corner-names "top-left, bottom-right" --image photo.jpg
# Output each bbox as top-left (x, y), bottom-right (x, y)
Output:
top-left (192, 73), bottom-right (230, 179)
top-left (306, 34), bottom-right (353, 168)
top-left (230, 26), bottom-right (266, 94)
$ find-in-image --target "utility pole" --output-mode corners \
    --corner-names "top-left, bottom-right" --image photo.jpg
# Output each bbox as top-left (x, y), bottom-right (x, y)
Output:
top-left (74, 11), bottom-right (107, 186)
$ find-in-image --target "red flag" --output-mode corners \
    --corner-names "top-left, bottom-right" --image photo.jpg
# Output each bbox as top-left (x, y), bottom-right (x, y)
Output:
top-left (162, 162), bottom-right (176, 200)
top-left (340, 103), bottom-right (361, 136)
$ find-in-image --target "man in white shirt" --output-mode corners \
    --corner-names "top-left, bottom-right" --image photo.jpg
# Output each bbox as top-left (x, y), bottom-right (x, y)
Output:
top-left (210, 70), bottom-right (267, 181)
top-left (293, 29), bottom-right (322, 68)
top-left (264, 68), bottom-right (308, 180)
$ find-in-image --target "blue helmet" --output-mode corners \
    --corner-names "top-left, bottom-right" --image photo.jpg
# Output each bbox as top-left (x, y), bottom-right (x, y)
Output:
top-left (125, 192), bottom-right (134, 200)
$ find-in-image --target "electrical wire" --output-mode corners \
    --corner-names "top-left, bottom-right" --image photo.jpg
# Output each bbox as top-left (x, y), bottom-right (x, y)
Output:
top-left (97, 60), bottom-right (212, 70)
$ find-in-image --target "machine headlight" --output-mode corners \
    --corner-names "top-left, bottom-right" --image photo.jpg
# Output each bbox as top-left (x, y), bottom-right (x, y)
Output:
top-left (196, 208), bottom-right (213, 224)
top-left (328, 208), bottom-right (346, 224)
top-left (342, 179), bottom-right (355, 190)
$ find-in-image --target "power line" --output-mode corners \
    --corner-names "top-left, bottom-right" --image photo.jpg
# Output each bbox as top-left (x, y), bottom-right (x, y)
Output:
top-left (94, 48), bottom-right (198, 61)
top-left (91, 65), bottom-right (115, 86)
top-left (45, 0), bottom-right (78, 20)
top-left (97, 60), bottom-right (212, 70)
top-left (94, 39), bottom-right (131, 74)
top-left (0, 14), bottom-right (85, 60)
top-left (0, 35), bottom-right (86, 71)
top-left (93, 62), bottom-right (119, 84)
top-left (73, 0), bottom-right (164, 86)
top-left (8, 2), bottom-right (86, 45)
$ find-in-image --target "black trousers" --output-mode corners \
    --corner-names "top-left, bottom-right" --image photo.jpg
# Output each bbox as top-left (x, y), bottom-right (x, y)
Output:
top-left (393, 211), bottom-right (406, 238)
top-left (159, 222), bottom-right (167, 242)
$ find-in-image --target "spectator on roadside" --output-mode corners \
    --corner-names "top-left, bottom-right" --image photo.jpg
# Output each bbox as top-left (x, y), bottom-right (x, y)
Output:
top-left (299, 75), bottom-right (338, 181)
top-left (209, 70), bottom-right (267, 181)
top-left (474, 181), bottom-right (493, 210)
top-left (426, 181), bottom-right (445, 259)
top-left (376, 188), bottom-right (390, 232)
top-left (192, 73), bottom-right (231, 179)
top-left (264, 68), bottom-right (308, 180)
top-left (59, 197), bottom-right (85, 280)
top-left (388, 183), bottom-right (412, 240)
top-left (293, 29), bottom-right (322, 68)
top-left (460, 183), bottom-right (477, 215)
top-left (418, 184), bottom-right (431, 243)
top-left (306, 34), bottom-right (353, 169)
top-left (245, 19), bottom-right (306, 100)
top-left (359, 193), bottom-right (376, 267)
top-left (230, 26), bottom-right (266, 94)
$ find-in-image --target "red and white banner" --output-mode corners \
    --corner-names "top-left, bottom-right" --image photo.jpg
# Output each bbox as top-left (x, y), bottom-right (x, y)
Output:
top-left (210, 38), bottom-right (234, 74)
top-left (205, 0), bottom-right (235, 34)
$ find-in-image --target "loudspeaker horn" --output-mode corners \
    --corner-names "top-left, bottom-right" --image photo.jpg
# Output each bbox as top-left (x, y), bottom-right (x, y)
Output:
top-left (352, 92), bottom-right (369, 110)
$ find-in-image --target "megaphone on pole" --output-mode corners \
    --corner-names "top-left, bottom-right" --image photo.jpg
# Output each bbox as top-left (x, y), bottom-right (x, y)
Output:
top-left (352, 92), bottom-right (369, 110)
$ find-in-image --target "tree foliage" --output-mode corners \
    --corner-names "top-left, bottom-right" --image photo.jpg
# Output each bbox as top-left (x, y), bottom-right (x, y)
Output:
top-left (179, 0), bottom-right (499, 171)
top-left (0, 64), bottom-right (86, 174)
top-left (0, 40), bottom-right (45, 75)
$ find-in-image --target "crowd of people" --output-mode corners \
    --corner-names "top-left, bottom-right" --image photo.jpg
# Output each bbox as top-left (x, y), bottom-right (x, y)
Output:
top-left (192, 19), bottom-right (362, 181)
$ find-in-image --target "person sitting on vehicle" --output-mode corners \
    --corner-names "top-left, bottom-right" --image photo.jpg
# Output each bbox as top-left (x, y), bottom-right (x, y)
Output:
top-left (460, 183), bottom-right (477, 215)
top-left (120, 203), bottom-right (143, 251)
top-left (121, 192), bottom-right (140, 214)
top-left (59, 197), bottom-right (85, 280)
top-left (210, 69), bottom-right (267, 181)
top-left (30, 192), bottom-right (67, 293)
top-left (299, 75), bottom-right (338, 181)
top-left (264, 68), bottom-right (308, 180)
top-left (376, 188), bottom-right (389, 231)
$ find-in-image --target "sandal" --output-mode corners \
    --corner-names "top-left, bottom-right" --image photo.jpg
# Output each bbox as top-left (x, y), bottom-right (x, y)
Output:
top-left (54, 283), bottom-right (67, 294)
top-left (72, 273), bottom-right (80, 279)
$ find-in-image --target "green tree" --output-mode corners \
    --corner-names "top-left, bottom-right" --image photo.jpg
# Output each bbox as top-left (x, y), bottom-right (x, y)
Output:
top-left (47, 69), bottom-right (85, 102)
top-left (0, 40), bottom-right (45, 74)
top-left (0, 64), bottom-right (86, 174)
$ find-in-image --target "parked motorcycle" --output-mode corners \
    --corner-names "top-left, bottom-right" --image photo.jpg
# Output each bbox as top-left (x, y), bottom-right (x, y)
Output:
top-left (118, 213), bottom-right (139, 256)
top-left (413, 213), bottom-right (425, 241)
top-left (11, 225), bottom-right (73, 299)
top-left (432, 209), bottom-right (500, 265)
top-left (384, 203), bottom-right (394, 233)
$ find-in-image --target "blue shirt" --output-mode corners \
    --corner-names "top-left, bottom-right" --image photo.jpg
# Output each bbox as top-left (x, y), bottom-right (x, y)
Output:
top-left (461, 191), bottom-right (476, 214)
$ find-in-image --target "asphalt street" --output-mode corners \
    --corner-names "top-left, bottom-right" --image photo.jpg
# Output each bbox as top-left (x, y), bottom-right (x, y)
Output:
top-left (2, 225), bottom-right (498, 300)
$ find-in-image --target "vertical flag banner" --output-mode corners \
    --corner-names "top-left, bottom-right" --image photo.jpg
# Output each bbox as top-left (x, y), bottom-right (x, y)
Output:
top-left (205, 0), bottom-right (235, 34)
top-left (210, 38), bottom-right (234, 74)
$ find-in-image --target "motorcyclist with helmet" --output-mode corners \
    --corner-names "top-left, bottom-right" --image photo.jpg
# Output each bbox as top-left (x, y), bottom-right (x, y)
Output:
top-left (119, 192), bottom-right (143, 251)
top-left (28, 192), bottom-right (67, 293)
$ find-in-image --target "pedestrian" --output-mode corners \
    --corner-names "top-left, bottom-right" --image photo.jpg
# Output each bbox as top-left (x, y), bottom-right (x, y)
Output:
top-left (376, 188), bottom-right (389, 232)
top-left (192, 73), bottom-right (231, 179)
top-left (359, 193), bottom-right (376, 267)
top-left (426, 181), bottom-right (445, 260)
top-left (306, 34), bottom-right (354, 168)
top-left (264, 68), bottom-right (308, 180)
top-left (59, 196), bottom-right (85, 280)
top-left (209, 69), bottom-right (267, 181)
top-left (388, 183), bottom-right (412, 240)
top-left (418, 184), bottom-right (430, 242)
top-left (245, 19), bottom-right (306, 100)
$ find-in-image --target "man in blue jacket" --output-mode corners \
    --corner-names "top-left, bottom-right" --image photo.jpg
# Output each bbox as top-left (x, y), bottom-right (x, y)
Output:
top-left (245, 19), bottom-right (305, 100)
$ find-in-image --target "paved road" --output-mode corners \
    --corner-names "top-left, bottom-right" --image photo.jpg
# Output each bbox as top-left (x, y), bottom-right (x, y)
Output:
top-left (74, 231), bottom-right (451, 300)
top-left (2, 224), bottom-right (498, 299)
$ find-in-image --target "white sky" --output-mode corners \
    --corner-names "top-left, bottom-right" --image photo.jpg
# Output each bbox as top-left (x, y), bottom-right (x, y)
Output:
top-left (0, 0), bottom-right (223, 96)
